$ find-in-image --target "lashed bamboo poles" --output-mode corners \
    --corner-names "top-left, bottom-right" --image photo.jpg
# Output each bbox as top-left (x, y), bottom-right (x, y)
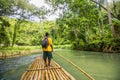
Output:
top-left (20, 56), bottom-right (76, 80)
top-left (55, 53), bottom-right (95, 80)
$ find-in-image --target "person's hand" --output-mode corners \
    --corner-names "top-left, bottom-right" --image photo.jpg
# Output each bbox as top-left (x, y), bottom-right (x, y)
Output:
top-left (52, 49), bottom-right (53, 52)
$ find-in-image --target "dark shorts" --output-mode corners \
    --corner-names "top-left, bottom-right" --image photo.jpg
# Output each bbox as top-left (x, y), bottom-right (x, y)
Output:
top-left (43, 51), bottom-right (53, 60)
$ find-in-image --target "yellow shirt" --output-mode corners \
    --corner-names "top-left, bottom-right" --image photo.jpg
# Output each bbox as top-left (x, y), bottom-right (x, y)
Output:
top-left (42, 37), bottom-right (52, 52)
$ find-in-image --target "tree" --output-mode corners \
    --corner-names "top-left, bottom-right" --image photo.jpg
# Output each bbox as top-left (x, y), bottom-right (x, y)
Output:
top-left (0, 0), bottom-right (48, 46)
top-left (111, 0), bottom-right (120, 38)
top-left (106, 0), bottom-right (115, 37)
top-left (0, 17), bottom-right (10, 46)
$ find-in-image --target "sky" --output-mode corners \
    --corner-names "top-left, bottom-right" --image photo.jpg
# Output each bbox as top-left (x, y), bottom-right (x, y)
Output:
top-left (29, 0), bottom-right (48, 8)
top-left (29, 0), bottom-right (112, 7)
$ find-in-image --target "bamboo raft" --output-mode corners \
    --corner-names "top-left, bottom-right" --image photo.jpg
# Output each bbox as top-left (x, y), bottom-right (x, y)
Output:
top-left (20, 56), bottom-right (76, 80)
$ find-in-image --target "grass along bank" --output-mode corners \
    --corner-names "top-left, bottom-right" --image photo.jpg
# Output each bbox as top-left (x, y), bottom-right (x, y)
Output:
top-left (0, 46), bottom-right (42, 59)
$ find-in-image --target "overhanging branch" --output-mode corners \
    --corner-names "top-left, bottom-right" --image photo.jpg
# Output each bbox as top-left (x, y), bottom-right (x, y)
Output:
top-left (90, 0), bottom-right (116, 18)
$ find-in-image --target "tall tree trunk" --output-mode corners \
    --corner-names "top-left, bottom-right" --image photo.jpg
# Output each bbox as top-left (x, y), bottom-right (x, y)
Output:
top-left (12, 20), bottom-right (21, 47)
top-left (97, 0), bottom-right (104, 37)
top-left (101, 16), bottom-right (104, 37)
top-left (97, 0), bottom-right (101, 34)
top-left (106, 0), bottom-right (115, 38)
top-left (12, 22), bottom-right (18, 47)
top-left (113, 0), bottom-right (117, 16)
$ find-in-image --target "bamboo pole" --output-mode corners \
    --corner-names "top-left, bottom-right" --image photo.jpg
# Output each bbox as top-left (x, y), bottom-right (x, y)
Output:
top-left (47, 68), bottom-right (53, 80)
top-left (52, 60), bottom-right (68, 80)
top-left (41, 66), bottom-right (45, 80)
top-left (28, 58), bottom-right (37, 80)
top-left (34, 61), bottom-right (39, 80)
top-left (51, 62), bottom-right (61, 80)
top-left (38, 65), bottom-right (42, 80)
top-left (20, 71), bottom-right (27, 80)
top-left (50, 67), bottom-right (57, 80)
top-left (54, 67), bottom-right (63, 80)
top-left (27, 67), bottom-right (61, 71)
top-left (56, 53), bottom-right (95, 80)
top-left (54, 61), bottom-right (75, 80)
top-left (23, 61), bottom-right (35, 80)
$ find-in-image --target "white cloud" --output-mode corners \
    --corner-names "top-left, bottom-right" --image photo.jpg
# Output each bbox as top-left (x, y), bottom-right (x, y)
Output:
top-left (47, 15), bottom-right (59, 20)
top-left (29, 0), bottom-right (49, 8)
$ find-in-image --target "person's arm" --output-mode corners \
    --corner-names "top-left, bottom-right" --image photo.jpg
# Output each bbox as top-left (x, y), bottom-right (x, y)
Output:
top-left (51, 45), bottom-right (53, 52)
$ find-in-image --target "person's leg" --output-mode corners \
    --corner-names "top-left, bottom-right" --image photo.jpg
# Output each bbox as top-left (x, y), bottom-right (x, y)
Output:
top-left (48, 59), bottom-right (51, 66)
top-left (48, 52), bottom-right (53, 66)
top-left (43, 51), bottom-right (47, 67)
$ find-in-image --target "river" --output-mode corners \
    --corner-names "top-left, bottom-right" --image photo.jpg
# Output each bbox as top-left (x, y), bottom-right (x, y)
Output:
top-left (0, 50), bottom-right (120, 80)
top-left (0, 52), bottom-right (41, 80)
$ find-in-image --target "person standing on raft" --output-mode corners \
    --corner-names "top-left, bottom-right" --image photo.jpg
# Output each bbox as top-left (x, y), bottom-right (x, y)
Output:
top-left (42, 32), bottom-right (53, 67)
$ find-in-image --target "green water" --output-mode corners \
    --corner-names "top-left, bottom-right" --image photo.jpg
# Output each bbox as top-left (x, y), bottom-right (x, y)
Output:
top-left (54, 49), bottom-right (120, 80)
top-left (0, 50), bottom-right (120, 80)
top-left (0, 52), bottom-right (41, 80)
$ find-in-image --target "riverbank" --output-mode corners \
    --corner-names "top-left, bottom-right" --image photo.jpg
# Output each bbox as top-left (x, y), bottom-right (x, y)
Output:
top-left (0, 44), bottom-right (119, 59)
top-left (71, 38), bottom-right (120, 53)
top-left (0, 45), bottom-right (70, 59)
top-left (0, 49), bottom-right (42, 59)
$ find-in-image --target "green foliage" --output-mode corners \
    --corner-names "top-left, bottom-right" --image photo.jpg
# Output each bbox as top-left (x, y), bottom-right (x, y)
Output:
top-left (54, 0), bottom-right (100, 50)
top-left (0, 0), bottom-right (120, 52)
top-left (51, 0), bottom-right (120, 52)
top-left (86, 39), bottom-right (103, 51)
top-left (53, 45), bottom-right (71, 49)
top-left (103, 38), bottom-right (120, 46)
top-left (71, 39), bottom-right (85, 50)
top-left (0, 0), bottom-right (14, 16)
top-left (0, 17), bottom-right (10, 27)
top-left (85, 37), bottom-right (120, 52)
top-left (112, 18), bottom-right (120, 38)
top-left (110, 0), bottom-right (120, 20)
top-left (112, 18), bottom-right (120, 26)
top-left (0, 17), bottom-right (59, 47)
top-left (0, 46), bottom-right (41, 50)
top-left (0, 0), bottom-right (49, 46)
top-left (0, 0), bottom-right (39, 17)
top-left (0, 17), bottom-right (11, 46)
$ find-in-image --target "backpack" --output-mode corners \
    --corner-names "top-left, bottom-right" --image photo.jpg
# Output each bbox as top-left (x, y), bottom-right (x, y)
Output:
top-left (42, 37), bottom-right (48, 48)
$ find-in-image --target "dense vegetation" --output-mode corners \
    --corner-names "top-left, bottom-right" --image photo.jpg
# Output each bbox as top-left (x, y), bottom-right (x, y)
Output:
top-left (0, 0), bottom-right (120, 53)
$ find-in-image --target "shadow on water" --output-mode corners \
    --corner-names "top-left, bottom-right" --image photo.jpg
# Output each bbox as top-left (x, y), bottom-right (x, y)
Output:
top-left (0, 52), bottom-right (42, 80)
